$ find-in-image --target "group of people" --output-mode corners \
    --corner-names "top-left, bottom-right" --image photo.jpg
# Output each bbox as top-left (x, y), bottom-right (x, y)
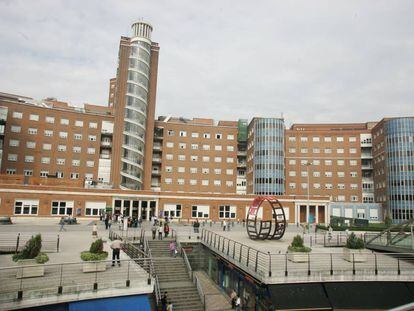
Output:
top-left (230, 290), bottom-right (245, 310)
top-left (103, 213), bottom-right (143, 230)
top-left (161, 292), bottom-right (173, 310)
top-left (152, 221), bottom-right (170, 240)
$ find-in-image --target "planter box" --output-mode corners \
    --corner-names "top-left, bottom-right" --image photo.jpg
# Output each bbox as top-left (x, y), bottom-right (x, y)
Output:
top-left (82, 261), bottom-right (107, 273)
top-left (343, 248), bottom-right (367, 262)
top-left (16, 259), bottom-right (44, 278)
top-left (288, 252), bottom-right (310, 263)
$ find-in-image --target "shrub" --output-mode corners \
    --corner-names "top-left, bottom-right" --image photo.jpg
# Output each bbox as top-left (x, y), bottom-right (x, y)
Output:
top-left (346, 232), bottom-right (365, 249)
top-left (13, 234), bottom-right (42, 262)
top-left (288, 235), bottom-right (311, 253)
top-left (81, 238), bottom-right (108, 261)
top-left (35, 252), bottom-right (49, 264)
top-left (89, 239), bottom-right (104, 253)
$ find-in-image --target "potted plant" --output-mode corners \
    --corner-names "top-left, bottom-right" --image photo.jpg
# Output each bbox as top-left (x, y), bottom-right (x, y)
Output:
top-left (343, 232), bottom-right (366, 262)
top-left (81, 238), bottom-right (108, 272)
top-left (13, 234), bottom-right (49, 278)
top-left (287, 235), bottom-right (311, 262)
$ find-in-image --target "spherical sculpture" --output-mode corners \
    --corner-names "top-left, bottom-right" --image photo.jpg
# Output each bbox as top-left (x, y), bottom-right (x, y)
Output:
top-left (246, 196), bottom-right (286, 240)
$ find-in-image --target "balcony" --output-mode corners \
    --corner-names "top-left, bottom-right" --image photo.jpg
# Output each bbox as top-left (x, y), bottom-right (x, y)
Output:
top-left (237, 150), bottom-right (247, 156)
top-left (237, 161), bottom-right (246, 168)
top-left (101, 141), bottom-right (112, 148)
top-left (152, 157), bottom-right (162, 163)
top-left (361, 164), bottom-right (373, 170)
top-left (151, 170), bottom-right (161, 176)
top-left (361, 153), bottom-right (373, 159)
top-left (153, 144), bottom-right (162, 152)
top-left (100, 154), bottom-right (111, 159)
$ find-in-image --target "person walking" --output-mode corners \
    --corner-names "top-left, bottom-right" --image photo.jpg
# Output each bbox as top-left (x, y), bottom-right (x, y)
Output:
top-left (166, 301), bottom-right (173, 311)
top-left (223, 220), bottom-right (227, 232)
top-left (230, 290), bottom-right (237, 309)
top-left (169, 241), bottom-right (177, 257)
top-left (92, 222), bottom-right (98, 237)
top-left (152, 223), bottom-right (157, 240)
top-left (111, 238), bottom-right (122, 267)
top-left (108, 217), bottom-right (112, 229)
top-left (104, 215), bottom-right (109, 230)
top-left (235, 295), bottom-right (241, 311)
top-left (164, 222), bottom-right (170, 238)
top-left (158, 222), bottom-right (163, 240)
top-left (59, 217), bottom-right (67, 232)
top-left (161, 292), bottom-right (168, 311)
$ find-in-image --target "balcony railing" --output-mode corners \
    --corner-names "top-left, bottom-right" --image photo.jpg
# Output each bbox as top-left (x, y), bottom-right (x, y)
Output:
top-left (152, 157), bottom-right (161, 163)
top-left (100, 154), bottom-right (111, 159)
top-left (101, 141), bottom-right (112, 147)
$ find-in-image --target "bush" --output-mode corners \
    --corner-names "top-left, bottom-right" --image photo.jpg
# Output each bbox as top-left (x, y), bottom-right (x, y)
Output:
top-left (89, 239), bottom-right (104, 253)
top-left (81, 238), bottom-right (108, 261)
top-left (346, 232), bottom-right (365, 249)
top-left (13, 234), bottom-right (42, 262)
top-left (288, 235), bottom-right (311, 253)
top-left (35, 252), bottom-right (49, 264)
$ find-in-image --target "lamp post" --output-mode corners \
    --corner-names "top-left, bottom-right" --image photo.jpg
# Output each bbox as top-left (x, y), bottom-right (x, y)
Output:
top-left (306, 161), bottom-right (313, 225)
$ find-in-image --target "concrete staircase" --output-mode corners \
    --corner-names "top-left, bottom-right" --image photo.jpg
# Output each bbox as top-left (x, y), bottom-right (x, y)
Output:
top-left (148, 239), bottom-right (204, 311)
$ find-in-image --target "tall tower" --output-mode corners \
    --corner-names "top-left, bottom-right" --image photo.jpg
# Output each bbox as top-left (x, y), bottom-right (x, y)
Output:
top-left (111, 22), bottom-right (159, 190)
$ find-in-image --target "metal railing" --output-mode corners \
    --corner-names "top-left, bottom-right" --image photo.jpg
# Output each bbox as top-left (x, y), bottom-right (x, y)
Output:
top-left (194, 275), bottom-right (205, 310)
top-left (109, 228), bottom-right (144, 243)
top-left (141, 231), bottom-right (161, 308)
top-left (0, 233), bottom-right (60, 254)
top-left (0, 258), bottom-right (152, 306)
top-left (304, 232), bottom-right (354, 247)
top-left (178, 239), bottom-right (193, 281)
top-left (201, 229), bottom-right (414, 281)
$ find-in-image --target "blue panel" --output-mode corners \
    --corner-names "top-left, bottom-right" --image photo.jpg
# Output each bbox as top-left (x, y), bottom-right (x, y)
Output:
top-left (69, 295), bottom-right (151, 311)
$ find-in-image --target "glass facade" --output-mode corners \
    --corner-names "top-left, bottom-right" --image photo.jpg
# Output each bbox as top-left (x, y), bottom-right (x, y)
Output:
top-left (120, 22), bottom-right (152, 190)
top-left (385, 118), bottom-right (414, 223)
top-left (253, 118), bottom-right (285, 195)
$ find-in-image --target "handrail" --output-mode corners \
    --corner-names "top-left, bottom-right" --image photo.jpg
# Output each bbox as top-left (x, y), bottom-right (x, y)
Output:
top-left (141, 230), bottom-right (160, 307)
top-left (194, 275), bottom-right (205, 307)
top-left (181, 246), bottom-right (193, 281)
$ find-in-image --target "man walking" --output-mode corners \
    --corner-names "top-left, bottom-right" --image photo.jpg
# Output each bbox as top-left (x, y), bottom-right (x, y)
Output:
top-left (104, 215), bottom-right (109, 230)
top-left (158, 222), bottom-right (163, 240)
top-left (59, 217), bottom-right (66, 232)
top-left (111, 238), bottom-right (122, 267)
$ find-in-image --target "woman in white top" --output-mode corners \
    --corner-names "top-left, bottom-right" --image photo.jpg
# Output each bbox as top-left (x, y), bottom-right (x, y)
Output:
top-left (158, 223), bottom-right (163, 240)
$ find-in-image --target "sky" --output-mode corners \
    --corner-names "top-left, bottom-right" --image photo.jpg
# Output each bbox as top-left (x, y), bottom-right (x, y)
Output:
top-left (0, 0), bottom-right (413, 125)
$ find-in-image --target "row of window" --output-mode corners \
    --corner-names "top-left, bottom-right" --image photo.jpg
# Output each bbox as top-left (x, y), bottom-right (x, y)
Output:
top-left (6, 169), bottom-right (95, 180)
top-left (164, 204), bottom-right (237, 219)
top-left (288, 148), bottom-right (359, 154)
top-left (164, 178), bottom-right (234, 187)
top-left (11, 112), bottom-right (97, 128)
top-left (10, 127), bottom-right (98, 140)
top-left (288, 159), bottom-right (359, 166)
top-left (7, 156), bottom-right (95, 166)
top-left (165, 154), bottom-right (235, 163)
top-left (164, 167), bottom-right (234, 175)
top-left (7, 144), bottom-right (97, 157)
top-left (165, 142), bottom-right (235, 151)
top-left (288, 136), bottom-right (357, 143)
top-left (14, 200), bottom-right (102, 216)
top-left (167, 130), bottom-right (234, 140)
top-left (288, 171), bottom-right (358, 177)
top-left (9, 136), bottom-right (98, 149)
top-left (288, 182), bottom-right (359, 190)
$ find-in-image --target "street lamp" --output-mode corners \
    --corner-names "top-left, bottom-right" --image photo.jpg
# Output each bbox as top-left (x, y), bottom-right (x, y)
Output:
top-left (305, 161), bottom-right (313, 225)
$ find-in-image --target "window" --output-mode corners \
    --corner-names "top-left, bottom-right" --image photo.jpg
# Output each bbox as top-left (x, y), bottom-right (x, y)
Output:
top-left (226, 169), bottom-right (233, 175)
top-left (11, 125), bottom-right (21, 133)
top-left (179, 131), bottom-right (187, 137)
top-left (177, 179), bottom-right (185, 185)
top-left (88, 135), bottom-right (97, 141)
top-left (70, 173), bottom-right (80, 179)
top-left (313, 171), bottom-right (320, 177)
top-left (191, 155), bottom-right (198, 161)
top-left (289, 183), bottom-right (296, 189)
top-left (59, 131), bottom-right (68, 139)
top-left (75, 120), bottom-right (83, 127)
top-left (300, 137), bottom-right (308, 142)
top-left (312, 137), bottom-right (320, 142)
top-left (165, 166), bottom-right (173, 172)
top-left (325, 183), bottom-right (333, 189)
top-left (51, 201), bottom-right (74, 216)
top-left (227, 157), bottom-right (234, 163)
top-left (29, 114), bottom-right (39, 121)
top-left (350, 148), bottom-right (357, 154)
top-left (89, 122), bottom-right (98, 129)
top-left (40, 171), bottom-right (49, 177)
top-left (215, 145), bottom-right (222, 151)
top-left (325, 160), bottom-right (332, 166)
top-left (337, 160), bottom-right (344, 166)
top-left (178, 155), bottom-right (186, 161)
top-left (350, 160), bottom-right (357, 166)
top-left (219, 205), bottom-right (236, 219)
top-left (85, 173), bottom-right (93, 180)
top-left (8, 154), bottom-right (17, 161)
top-left (301, 171), bottom-right (308, 177)
top-left (178, 167), bottom-right (185, 173)
top-left (45, 116), bottom-right (55, 123)
top-left (191, 132), bottom-right (199, 138)
top-left (87, 147), bottom-right (95, 154)
top-left (179, 143), bottom-right (186, 149)
top-left (350, 196), bottom-right (358, 202)
top-left (215, 169), bottom-right (222, 174)
top-left (9, 139), bottom-right (19, 147)
top-left (202, 145), bottom-right (210, 150)
top-left (6, 169), bottom-right (16, 175)
top-left (168, 130), bottom-right (175, 136)
top-left (41, 157), bottom-right (50, 164)
top-left (336, 136), bottom-right (344, 142)
top-left (191, 144), bottom-right (198, 150)
top-left (74, 134), bottom-right (82, 140)
top-left (289, 171), bottom-right (297, 177)
top-left (73, 146), bottom-right (81, 153)
top-left (166, 154), bottom-right (173, 160)
top-left (44, 130), bottom-right (53, 137)
top-left (313, 160), bottom-right (320, 165)
top-left (313, 183), bottom-right (321, 189)
top-left (58, 145), bottom-right (67, 152)
top-left (350, 172), bottom-right (357, 177)
top-left (301, 148), bottom-right (308, 153)
top-left (337, 184), bottom-right (345, 189)
top-left (289, 159), bottom-right (296, 165)
top-left (337, 148), bottom-right (344, 154)
top-left (166, 142), bottom-right (174, 148)
top-left (190, 179), bottom-right (197, 185)
top-left (72, 160), bottom-right (80, 166)
top-left (337, 172), bottom-right (345, 177)
top-left (28, 128), bottom-right (37, 135)
top-left (337, 195), bottom-right (346, 202)
top-left (165, 178), bottom-right (172, 184)
top-left (202, 168), bottom-right (210, 174)
top-left (25, 155), bottom-right (34, 163)
top-left (43, 143), bottom-right (52, 150)
top-left (215, 133), bottom-right (222, 139)
top-left (313, 148), bottom-right (320, 153)
top-left (57, 172), bottom-right (64, 178)
top-left (12, 111), bottom-right (23, 119)
top-left (190, 167), bottom-right (197, 174)
top-left (214, 180), bottom-right (221, 186)
top-left (227, 134), bottom-right (234, 140)
top-left (288, 136), bottom-right (296, 142)
top-left (324, 136), bottom-right (331, 142)
top-left (163, 204), bottom-right (182, 218)
top-left (301, 183), bottom-right (308, 189)
top-left (203, 133), bottom-right (210, 139)
top-left (23, 170), bottom-right (33, 176)
top-left (57, 158), bottom-right (65, 165)
top-left (60, 118), bottom-right (69, 125)
top-left (202, 180), bottom-right (209, 186)
top-left (349, 136), bottom-right (357, 142)
top-left (214, 157), bottom-right (222, 163)
top-left (26, 141), bottom-right (36, 149)
top-left (86, 161), bottom-right (94, 167)
top-left (227, 146), bottom-right (234, 151)
top-left (351, 184), bottom-right (358, 190)
top-left (325, 172), bottom-right (332, 177)
top-left (324, 148), bottom-right (332, 154)
top-left (288, 148), bottom-right (296, 153)
top-left (202, 156), bottom-right (210, 162)
top-left (192, 205), bottom-right (210, 218)
top-left (14, 200), bottom-right (39, 215)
